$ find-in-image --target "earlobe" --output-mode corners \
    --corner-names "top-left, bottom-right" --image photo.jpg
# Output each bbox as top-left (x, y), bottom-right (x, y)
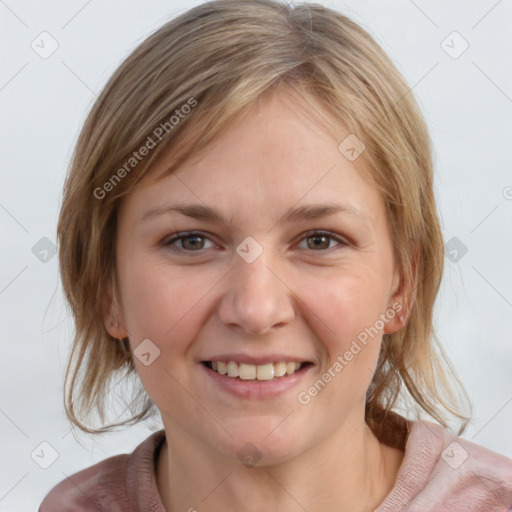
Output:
top-left (384, 290), bottom-right (408, 335)
top-left (383, 304), bottom-right (407, 334)
top-left (384, 242), bottom-right (419, 335)
top-left (102, 283), bottom-right (129, 340)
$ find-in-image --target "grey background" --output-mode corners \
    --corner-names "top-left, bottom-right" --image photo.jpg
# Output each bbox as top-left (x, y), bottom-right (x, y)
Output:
top-left (1, 0), bottom-right (511, 510)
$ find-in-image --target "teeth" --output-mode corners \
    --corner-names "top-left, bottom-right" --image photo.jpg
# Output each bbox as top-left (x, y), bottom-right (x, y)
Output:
top-left (256, 363), bottom-right (274, 381)
top-left (239, 363), bottom-right (256, 380)
top-left (208, 361), bottom-right (304, 381)
top-left (286, 362), bottom-right (296, 375)
top-left (274, 362), bottom-right (287, 377)
top-left (227, 361), bottom-right (238, 378)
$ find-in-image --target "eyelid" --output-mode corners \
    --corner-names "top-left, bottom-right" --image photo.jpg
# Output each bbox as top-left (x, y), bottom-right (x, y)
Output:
top-left (298, 229), bottom-right (348, 246)
top-left (162, 231), bottom-right (217, 255)
top-left (162, 229), bottom-right (349, 254)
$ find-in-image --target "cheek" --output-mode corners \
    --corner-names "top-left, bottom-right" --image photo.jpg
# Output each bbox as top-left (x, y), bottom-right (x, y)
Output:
top-left (119, 258), bottom-right (222, 359)
top-left (297, 274), bottom-right (385, 412)
top-left (299, 265), bottom-right (390, 355)
top-left (294, 264), bottom-right (390, 410)
top-left (118, 260), bottom-right (215, 403)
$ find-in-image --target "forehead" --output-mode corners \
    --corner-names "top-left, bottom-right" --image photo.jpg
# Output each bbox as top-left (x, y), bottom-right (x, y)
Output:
top-left (122, 88), bottom-right (384, 229)
top-left (145, 86), bottom-right (373, 183)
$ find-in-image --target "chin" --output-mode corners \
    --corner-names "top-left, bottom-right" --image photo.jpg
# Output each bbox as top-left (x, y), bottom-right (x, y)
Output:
top-left (211, 416), bottom-right (308, 466)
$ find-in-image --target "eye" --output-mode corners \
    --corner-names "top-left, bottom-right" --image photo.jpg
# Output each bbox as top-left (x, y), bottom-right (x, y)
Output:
top-left (297, 230), bottom-right (347, 251)
top-left (163, 231), bottom-right (215, 254)
top-left (162, 230), bottom-right (348, 256)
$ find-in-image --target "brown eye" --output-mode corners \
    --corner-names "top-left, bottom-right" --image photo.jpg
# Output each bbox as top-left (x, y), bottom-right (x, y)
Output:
top-left (298, 231), bottom-right (347, 252)
top-left (307, 234), bottom-right (331, 250)
top-left (164, 232), bottom-right (214, 253)
top-left (180, 234), bottom-right (205, 250)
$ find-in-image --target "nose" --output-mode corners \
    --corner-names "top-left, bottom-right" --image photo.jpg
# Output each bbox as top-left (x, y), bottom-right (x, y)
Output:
top-left (217, 252), bottom-right (296, 336)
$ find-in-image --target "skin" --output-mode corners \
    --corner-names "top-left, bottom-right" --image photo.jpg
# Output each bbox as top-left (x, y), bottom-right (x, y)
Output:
top-left (105, 86), bottom-right (410, 512)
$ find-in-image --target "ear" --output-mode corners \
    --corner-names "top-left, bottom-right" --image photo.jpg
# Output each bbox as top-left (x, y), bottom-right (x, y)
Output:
top-left (102, 279), bottom-right (129, 340)
top-left (383, 241), bottom-right (419, 335)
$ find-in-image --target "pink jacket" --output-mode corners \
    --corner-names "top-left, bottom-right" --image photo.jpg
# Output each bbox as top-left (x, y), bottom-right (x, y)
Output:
top-left (39, 419), bottom-right (512, 511)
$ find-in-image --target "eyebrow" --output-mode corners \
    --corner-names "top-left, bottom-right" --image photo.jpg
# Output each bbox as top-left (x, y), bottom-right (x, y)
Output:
top-left (140, 201), bottom-right (371, 227)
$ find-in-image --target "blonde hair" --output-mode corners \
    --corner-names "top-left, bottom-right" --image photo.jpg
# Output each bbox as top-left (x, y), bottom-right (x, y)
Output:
top-left (57, 0), bottom-right (471, 437)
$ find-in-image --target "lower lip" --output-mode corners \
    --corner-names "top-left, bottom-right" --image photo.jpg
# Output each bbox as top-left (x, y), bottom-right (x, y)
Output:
top-left (201, 363), bottom-right (312, 399)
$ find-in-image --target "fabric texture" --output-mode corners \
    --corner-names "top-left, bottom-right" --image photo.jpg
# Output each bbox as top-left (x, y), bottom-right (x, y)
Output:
top-left (39, 419), bottom-right (512, 511)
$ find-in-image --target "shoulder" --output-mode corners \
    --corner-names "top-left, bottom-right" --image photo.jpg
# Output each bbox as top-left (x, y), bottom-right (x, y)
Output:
top-left (38, 429), bottom-right (166, 512)
top-left (377, 419), bottom-right (512, 511)
top-left (38, 454), bottom-right (129, 512)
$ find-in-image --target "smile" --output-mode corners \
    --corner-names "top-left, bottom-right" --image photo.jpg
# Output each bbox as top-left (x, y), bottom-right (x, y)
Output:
top-left (203, 361), bottom-right (307, 381)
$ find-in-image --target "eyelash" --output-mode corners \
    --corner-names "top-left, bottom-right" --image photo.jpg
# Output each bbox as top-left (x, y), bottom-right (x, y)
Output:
top-left (162, 230), bottom-right (348, 256)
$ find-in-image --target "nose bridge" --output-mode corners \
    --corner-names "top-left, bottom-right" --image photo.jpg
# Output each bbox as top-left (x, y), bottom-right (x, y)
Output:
top-left (218, 246), bottom-right (295, 334)
top-left (235, 249), bottom-right (277, 294)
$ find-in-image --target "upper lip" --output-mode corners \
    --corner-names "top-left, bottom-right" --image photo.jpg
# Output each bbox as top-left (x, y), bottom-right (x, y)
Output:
top-left (201, 354), bottom-right (312, 365)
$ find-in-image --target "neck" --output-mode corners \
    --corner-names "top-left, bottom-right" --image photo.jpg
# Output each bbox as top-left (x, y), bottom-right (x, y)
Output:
top-left (156, 416), bottom-right (404, 512)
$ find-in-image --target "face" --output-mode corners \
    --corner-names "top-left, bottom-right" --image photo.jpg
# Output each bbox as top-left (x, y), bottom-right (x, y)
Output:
top-left (106, 88), bottom-right (405, 465)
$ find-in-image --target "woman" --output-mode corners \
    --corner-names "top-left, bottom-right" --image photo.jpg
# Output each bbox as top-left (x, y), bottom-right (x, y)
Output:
top-left (39, 1), bottom-right (512, 510)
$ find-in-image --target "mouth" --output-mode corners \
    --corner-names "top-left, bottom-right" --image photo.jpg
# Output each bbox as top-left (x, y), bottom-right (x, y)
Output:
top-left (202, 360), bottom-right (312, 381)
